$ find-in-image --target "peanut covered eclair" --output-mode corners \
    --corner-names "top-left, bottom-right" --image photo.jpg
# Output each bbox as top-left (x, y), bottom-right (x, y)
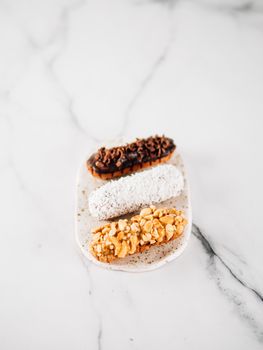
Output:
top-left (88, 164), bottom-right (184, 220)
top-left (87, 135), bottom-right (176, 179)
top-left (90, 206), bottom-right (187, 263)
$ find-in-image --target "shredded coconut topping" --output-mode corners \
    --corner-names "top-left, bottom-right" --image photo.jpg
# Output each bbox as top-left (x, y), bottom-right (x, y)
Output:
top-left (88, 165), bottom-right (184, 220)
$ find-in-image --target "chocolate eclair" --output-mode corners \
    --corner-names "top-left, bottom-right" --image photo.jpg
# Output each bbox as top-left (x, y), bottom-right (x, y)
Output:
top-left (86, 135), bottom-right (176, 179)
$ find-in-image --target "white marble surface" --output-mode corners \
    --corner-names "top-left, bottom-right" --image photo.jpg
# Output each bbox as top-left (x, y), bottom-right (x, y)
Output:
top-left (1, 0), bottom-right (263, 349)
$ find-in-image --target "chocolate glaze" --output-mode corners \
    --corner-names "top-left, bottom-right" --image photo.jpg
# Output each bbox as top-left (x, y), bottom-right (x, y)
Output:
top-left (87, 135), bottom-right (176, 175)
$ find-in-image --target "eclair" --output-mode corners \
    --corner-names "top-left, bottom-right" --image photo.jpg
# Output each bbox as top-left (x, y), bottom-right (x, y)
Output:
top-left (90, 206), bottom-right (187, 263)
top-left (88, 164), bottom-right (184, 220)
top-left (87, 135), bottom-right (176, 179)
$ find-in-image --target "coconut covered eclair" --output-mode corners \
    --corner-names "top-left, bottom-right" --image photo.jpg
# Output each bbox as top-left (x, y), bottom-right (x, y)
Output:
top-left (86, 135), bottom-right (176, 179)
top-left (90, 206), bottom-right (187, 263)
top-left (88, 164), bottom-right (184, 220)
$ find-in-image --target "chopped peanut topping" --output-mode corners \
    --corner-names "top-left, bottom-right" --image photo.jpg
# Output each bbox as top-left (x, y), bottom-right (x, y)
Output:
top-left (90, 207), bottom-right (187, 263)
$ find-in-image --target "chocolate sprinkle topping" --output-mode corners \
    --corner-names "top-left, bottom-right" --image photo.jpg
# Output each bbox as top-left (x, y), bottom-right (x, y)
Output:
top-left (87, 135), bottom-right (176, 174)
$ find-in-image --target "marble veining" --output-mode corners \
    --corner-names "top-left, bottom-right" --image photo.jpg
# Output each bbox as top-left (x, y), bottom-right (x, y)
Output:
top-left (1, 0), bottom-right (263, 349)
top-left (120, 31), bottom-right (173, 137)
top-left (192, 224), bottom-right (263, 342)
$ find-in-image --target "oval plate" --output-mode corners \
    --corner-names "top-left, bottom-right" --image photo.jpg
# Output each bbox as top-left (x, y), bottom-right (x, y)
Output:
top-left (75, 148), bottom-right (192, 272)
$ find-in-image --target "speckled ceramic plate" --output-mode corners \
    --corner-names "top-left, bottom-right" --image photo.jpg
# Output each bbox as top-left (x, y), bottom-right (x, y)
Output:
top-left (75, 143), bottom-right (192, 272)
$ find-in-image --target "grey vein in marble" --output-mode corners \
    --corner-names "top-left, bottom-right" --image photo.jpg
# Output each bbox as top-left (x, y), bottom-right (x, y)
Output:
top-left (97, 325), bottom-right (103, 350)
top-left (82, 259), bottom-right (104, 350)
top-left (189, 0), bottom-right (262, 16)
top-left (221, 244), bottom-right (247, 266)
top-left (22, 0), bottom-right (102, 144)
top-left (44, 1), bottom-right (98, 140)
top-left (192, 223), bottom-right (263, 342)
top-left (192, 224), bottom-right (263, 302)
top-left (120, 34), bottom-right (174, 137)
